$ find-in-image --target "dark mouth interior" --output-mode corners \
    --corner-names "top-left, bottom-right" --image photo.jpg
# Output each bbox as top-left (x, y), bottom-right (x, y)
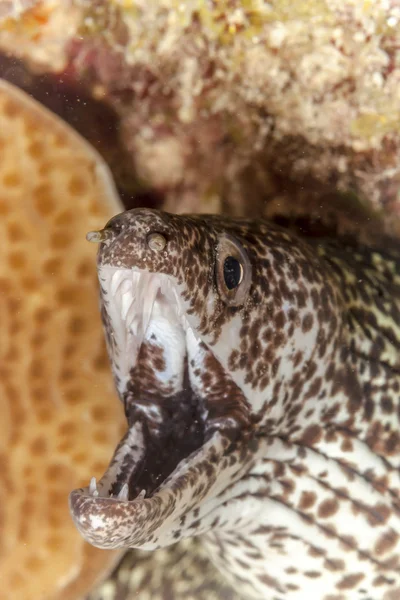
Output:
top-left (110, 363), bottom-right (206, 500)
top-left (95, 271), bottom-right (254, 503)
top-left (106, 332), bottom-right (211, 500)
top-left (104, 344), bottom-right (253, 501)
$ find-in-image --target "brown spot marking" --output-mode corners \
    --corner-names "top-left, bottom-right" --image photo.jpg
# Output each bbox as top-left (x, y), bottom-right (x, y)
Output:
top-left (374, 575), bottom-right (394, 586)
top-left (302, 313), bottom-right (314, 333)
top-left (301, 424), bottom-right (323, 446)
top-left (292, 349), bottom-right (303, 367)
top-left (346, 368), bottom-right (363, 414)
top-left (304, 571), bottom-right (321, 578)
top-left (299, 491), bottom-right (317, 511)
top-left (308, 546), bottom-right (325, 558)
top-left (374, 530), bottom-right (399, 556)
top-left (339, 535), bottom-right (357, 551)
top-left (258, 573), bottom-right (282, 593)
top-left (305, 376), bottom-right (322, 399)
top-left (340, 438), bottom-right (353, 452)
top-left (385, 432), bottom-right (400, 455)
top-left (324, 558), bottom-right (345, 571)
top-left (381, 396), bottom-right (394, 414)
top-left (364, 394), bottom-right (374, 421)
top-left (318, 499), bottom-right (339, 519)
top-left (336, 573), bottom-right (364, 590)
top-left (274, 310), bottom-right (285, 329)
top-left (367, 503), bottom-right (391, 527)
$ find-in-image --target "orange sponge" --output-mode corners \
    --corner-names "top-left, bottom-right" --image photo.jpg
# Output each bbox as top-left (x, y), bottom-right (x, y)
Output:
top-left (0, 79), bottom-right (125, 600)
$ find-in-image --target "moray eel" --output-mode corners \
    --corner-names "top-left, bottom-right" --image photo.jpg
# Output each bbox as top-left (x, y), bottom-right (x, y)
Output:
top-left (70, 208), bottom-right (400, 600)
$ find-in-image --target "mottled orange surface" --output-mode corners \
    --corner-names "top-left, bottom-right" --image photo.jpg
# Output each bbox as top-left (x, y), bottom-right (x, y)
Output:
top-left (0, 80), bottom-right (125, 600)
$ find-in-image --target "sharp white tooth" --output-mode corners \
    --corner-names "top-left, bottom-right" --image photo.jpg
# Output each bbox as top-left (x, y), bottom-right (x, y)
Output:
top-left (142, 278), bottom-right (159, 334)
top-left (137, 489), bottom-right (146, 500)
top-left (110, 271), bottom-right (126, 297)
top-left (130, 317), bottom-right (139, 336)
top-left (120, 278), bottom-right (132, 295)
top-left (142, 308), bottom-right (152, 334)
top-left (126, 301), bottom-right (137, 328)
top-left (132, 271), bottom-right (142, 294)
top-left (121, 291), bottom-right (134, 321)
top-left (89, 477), bottom-right (98, 496)
top-left (110, 271), bottom-right (121, 297)
top-left (117, 483), bottom-right (129, 501)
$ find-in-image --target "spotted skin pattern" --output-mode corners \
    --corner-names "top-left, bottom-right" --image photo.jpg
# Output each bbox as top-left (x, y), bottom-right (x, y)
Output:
top-left (72, 209), bottom-right (400, 600)
top-left (88, 538), bottom-right (241, 600)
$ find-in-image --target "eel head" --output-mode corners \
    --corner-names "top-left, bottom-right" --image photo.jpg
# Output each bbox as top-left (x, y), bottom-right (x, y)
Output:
top-left (69, 208), bottom-right (341, 550)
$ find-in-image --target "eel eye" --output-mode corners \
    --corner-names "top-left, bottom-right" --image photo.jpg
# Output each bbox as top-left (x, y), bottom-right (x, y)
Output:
top-left (216, 234), bottom-right (251, 307)
top-left (147, 232), bottom-right (167, 251)
top-left (223, 256), bottom-right (243, 289)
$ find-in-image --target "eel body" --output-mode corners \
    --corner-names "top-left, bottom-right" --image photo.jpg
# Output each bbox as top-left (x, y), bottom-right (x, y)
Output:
top-left (70, 209), bottom-right (400, 600)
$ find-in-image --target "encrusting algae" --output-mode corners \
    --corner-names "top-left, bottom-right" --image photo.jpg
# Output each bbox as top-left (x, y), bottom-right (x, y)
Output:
top-left (0, 80), bottom-right (125, 600)
top-left (1, 0), bottom-right (400, 219)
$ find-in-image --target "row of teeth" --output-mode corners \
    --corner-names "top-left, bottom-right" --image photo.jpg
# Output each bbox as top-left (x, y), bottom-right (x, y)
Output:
top-left (101, 267), bottom-right (193, 397)
top-left (88, 477), bottom-right (146, 502)
top-left (111, 269), bottom-right (189, 334)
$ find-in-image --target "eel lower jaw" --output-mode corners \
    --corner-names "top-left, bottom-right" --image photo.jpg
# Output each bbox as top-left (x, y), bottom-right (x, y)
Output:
top-left (68, 390), bottom-right (246, 549)
top-left (68, 428), bottom-right (236, 550)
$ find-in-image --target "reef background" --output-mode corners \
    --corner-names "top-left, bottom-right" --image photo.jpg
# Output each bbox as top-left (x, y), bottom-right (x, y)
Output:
top-left (1, 0), bottom-right (400, 239)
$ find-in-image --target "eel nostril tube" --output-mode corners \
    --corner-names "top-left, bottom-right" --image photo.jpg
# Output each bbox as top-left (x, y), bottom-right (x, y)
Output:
top-left (86, 229), bottom-right (114, 243)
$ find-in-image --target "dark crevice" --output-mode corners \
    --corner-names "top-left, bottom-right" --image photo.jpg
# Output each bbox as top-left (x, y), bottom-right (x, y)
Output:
top-left (0, 51), bottom-right (164, 211)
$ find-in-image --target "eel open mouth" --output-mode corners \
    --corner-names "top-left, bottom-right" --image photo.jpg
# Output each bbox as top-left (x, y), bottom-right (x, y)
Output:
top-left (69, 266), bottom-right (253, 549)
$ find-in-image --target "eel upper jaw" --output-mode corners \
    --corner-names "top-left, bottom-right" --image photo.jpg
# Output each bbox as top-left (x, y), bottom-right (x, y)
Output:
top-left (69, 266), bottom-right (252, 549)
top-left (99, 266), bottom-right (191, 397)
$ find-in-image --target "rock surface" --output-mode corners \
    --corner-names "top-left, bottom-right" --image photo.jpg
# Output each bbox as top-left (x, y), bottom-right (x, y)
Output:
top-left (1, 0), bottom-right (400, 226)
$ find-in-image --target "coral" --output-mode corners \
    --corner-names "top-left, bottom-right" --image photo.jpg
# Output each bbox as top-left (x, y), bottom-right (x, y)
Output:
top-left (72, 0), bottom-right (400, 220)
top-left (0, 80), bottom-right (125, 600)
top-left (2, 0), bottom-right (399, 223)
top-left (0, 0), bottom-right (37, 21)
top-left (0, 1), bottom-right (79, 71)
